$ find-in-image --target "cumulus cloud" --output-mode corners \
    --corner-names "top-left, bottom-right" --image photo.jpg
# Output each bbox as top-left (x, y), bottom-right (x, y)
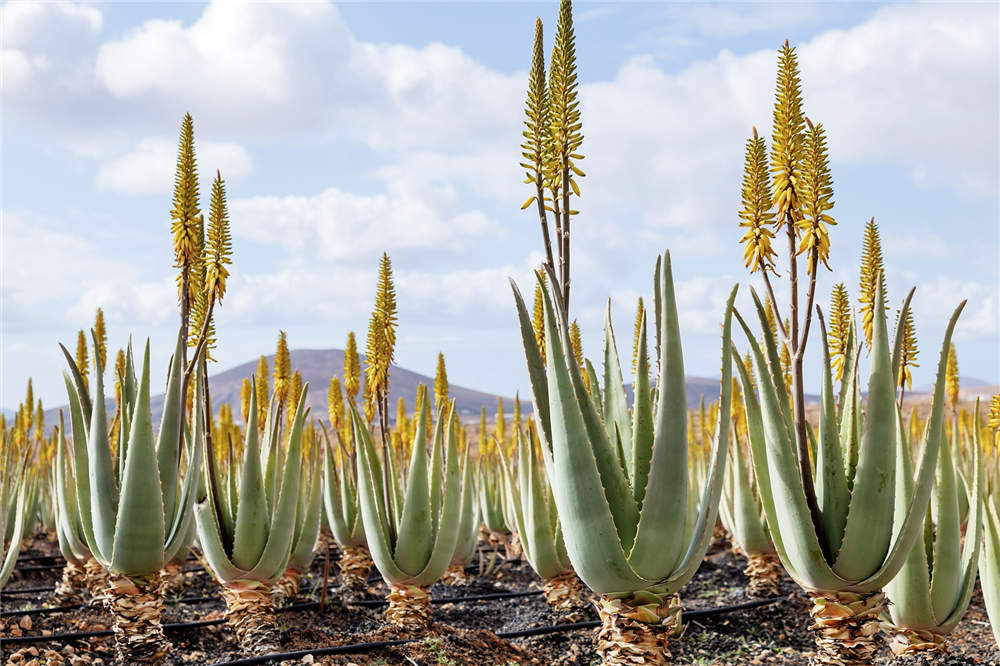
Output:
top-left (96, 138), bottom-right (252, 195)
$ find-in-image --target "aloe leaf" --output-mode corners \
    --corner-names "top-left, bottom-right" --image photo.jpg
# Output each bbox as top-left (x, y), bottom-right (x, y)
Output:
top-left (814, 313), bottom-right (849, 559)
top-left (289, 457), bottom-right (323, 570)
top-left (395, 397), bottom-right (434, 575)
top-left (0, 480), bottom-right (29, 588)
top-left (511, 279), bottom-right (551, 449)
top-left (853, 299), bottom-right (965, 593)
top-left (63, 372), bottom-right (97, 557)
top-left (929, 433), bottom-right (961, 620)
top-left (156, 330), bottom-right (186, 528)
top-left (231, 384), bottom-right (269, 570)
top-left (111, 340), bottom-right (166, 577)
top-left (412, 403), bottom-right (463, 587)
top-left (58, 343), bottom-right (93, 423)
top-left (603, 301), bottom-right (634, 475)
top-left (628, 255), bottom-right (694, 579)
top-left (194, 499), bottom-right (244, 581)
top-left (540, 279), bottom-right (645, 595)
top-left (631, 313), bottom-right (654, 506)
top-left (87, 332), bottom-right (118, 565)
top-left (352, 406), bottom-right (402, 582)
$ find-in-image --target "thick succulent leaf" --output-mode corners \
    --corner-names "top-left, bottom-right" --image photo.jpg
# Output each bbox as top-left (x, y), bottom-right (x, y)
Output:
top-left (631, 314), bottom-right (654, 506)
top-left (729, 420), bottom-right (773, 555)
top-left (411, 403), bottom-right (463, 587)
top-left (55, 412), bottom-right (89, 560)
top-left (429, 407), bottom-right (444, 533)
top-left (0, 480), bottom-right (29, 588)
top-left (452, 447), bottom-right (479, 564)
top-left (835, 279), bottom-right (898, 580)
top-left (511, 279), bottom-right (551, 449)
top-left (194, 499), bottom-right (245, 583)
top-left (890, 289), bottom-right (916, 390)
top-left (85, 334), bottom-right (118, 565)
top-left (58, 343), bottom-right (93, 423)
top-left (232, 385), bottom-right (269, 570)
top-left (814, 314), bottom-right (849, 560)
top-left (978, 496), bottom-right (1000, 645)
top-left (603, 301), bottom-right (634, 476)
top-left (164, 386), bottom-right (205, 562)
top-left (156, 330), bottom-right (186, 527)
top-left (111, 340), bottom-right (166, 577)
top-left (852, 299), bottom-right (965, 593)
top-left (353, 407), bottom-right (406, 583)
top-left (736, 310), bottom-right (845, 591)
top-left (289, 457), bottom-right (323, 571)
top-left (62, 373), bottom-right (97, 557)
top-left (929, 435), bottom-right (961, 621)
top-left (835, 321), bottom-right (858, 425)
top-left (885, 409), bottom-right (934, 629)
top-left (628, 255), bottom-right (693, 579)
top-left (522, 428), bottom-right (564, 579)
top-left (540, 279), bottom-right (645, 595)
top-left (249, 387), bottom-right (309, 582)
top-left (395, 396), bottom-right (434, 575)
top-left (657, 284), bottom-right (736, 591)
top-left (584, 360), bottom-right (602, 407)
top-left (749, 291), bottom-right (794, 441)
top-left (321, 427), bottom-right (356, 545)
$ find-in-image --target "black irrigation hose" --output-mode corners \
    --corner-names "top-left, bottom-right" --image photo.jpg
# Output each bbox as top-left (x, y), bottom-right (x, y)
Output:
top-left (1, 593), bottom-right (787, 649)
top-left (1, 585), bottom-right (56, 596)
top-left (348, 589), bottom-right (542, 608)
top-left (1, 593), bottom-right (236, 618)
top-left (15, 554), bottom-right (65, 564)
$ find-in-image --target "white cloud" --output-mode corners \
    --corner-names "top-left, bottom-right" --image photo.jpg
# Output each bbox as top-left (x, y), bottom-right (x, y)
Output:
top-left (96, 138), bottom-right (252, 195)
top-left (229, 186), bottom-right (495, 264)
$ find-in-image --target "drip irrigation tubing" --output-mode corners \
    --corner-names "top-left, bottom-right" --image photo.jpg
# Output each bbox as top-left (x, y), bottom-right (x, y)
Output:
top-left (205, 598), bottom-right (787, 666)
top-left (0, 594), bottom-right (786, 649)
top-left (347, 589), bottom-right (541, 608)
top-left (1, 585), bottom-right (56, 595)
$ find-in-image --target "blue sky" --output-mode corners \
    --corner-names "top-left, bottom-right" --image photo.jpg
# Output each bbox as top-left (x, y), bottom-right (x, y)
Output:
top-left (3, 1), bottom-right (998, 409)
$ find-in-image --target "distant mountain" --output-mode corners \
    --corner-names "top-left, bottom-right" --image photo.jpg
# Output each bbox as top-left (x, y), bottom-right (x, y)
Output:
top-left (34, 348), bottom-right (757, 427)
top-left (914, 376), bottom-right (997, 394)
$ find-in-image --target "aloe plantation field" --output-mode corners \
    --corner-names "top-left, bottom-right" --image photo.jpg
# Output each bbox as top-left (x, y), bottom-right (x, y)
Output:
top-left (2, 1), bottom-right (999, 665)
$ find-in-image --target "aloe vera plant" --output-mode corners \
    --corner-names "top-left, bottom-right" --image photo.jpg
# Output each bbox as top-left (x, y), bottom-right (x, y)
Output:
top-left (271, 437), bottom-right (323, 606)
top-left (196, 381), bottom-right (309, 654)
top-left (881, 401), bottom-right (984, 655)
top-left (51, 411), bottom-right (96, 605)
top-left (441, 444), bottom-right (479, 585)
top-left (353, 397), bottom-right (462, 631)
top-left (721, 364), bottom-right (781, 597)
top-left (478, 460), bottom-right (514, 559)
top-left (321, 424), bottom-right (373, 601)
top-left (500, 427), bottom-right (585, 614)
top-left (0, 434), bottom-right (31, 589)
top-left (735, 283), bottom-right (965, 665)
top-left (513, 253), bottom-right (737, 664)
top-left (61, 331), bottom-right (203, 664)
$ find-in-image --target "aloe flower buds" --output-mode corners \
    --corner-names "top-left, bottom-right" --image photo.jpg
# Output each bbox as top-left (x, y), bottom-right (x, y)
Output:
top-left (354, 397), bottom-right (462, 631)
top-left (513, 252), bottom-right (737, 664)
top-left (735, 282), bottom-right (965, 664)
top-left (196, 382), bottom-right (309, 655)
top-left (882, 402), bottom-right (984, 655)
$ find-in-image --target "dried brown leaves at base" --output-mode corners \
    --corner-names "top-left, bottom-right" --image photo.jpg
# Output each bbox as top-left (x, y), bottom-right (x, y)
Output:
top-left (745, 552), bottom-right (783, 598)
top-left (52, 561), bottom-right (87, 606)
top-left (808, 590), bottom-right (885, 665)
top-left (84, 558), bottom-right (110, 608)
top-left (595, 593), bottom-right (681, 666)
top-left (441, 563), bottom-right (468, 585)
top-left (222, 583), bottom-right (280, 656)
top-left (107, 574), bottom-right (169, 665)
top-left (542, 571), bottom-right (587, 619)
top-left (271, 567), bottom-right (302, 606)
top-left (158, 560), bottom-right (185, 599)
top-left (884, 625), bottom-right (948, 657)
top-left (385, 584), bottom-right (431, 632)
top-left (338, 545), bottom-right (372, 602)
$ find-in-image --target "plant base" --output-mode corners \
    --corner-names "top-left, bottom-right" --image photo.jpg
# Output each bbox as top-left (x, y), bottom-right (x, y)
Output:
top-left (745, 552), bottom-right (782, 598)
top-left (884, 626), bottom-right (947, 657)
top-left (222, 582), bottom-right (280, 656)
top-left (385, 584), bottom-right (431, 631)
top-left (271, 567), bottom-right (302, 606)
top-left (808, 590), bottom-right (886, 665)
top-left (106, 574), bottom-right (169, 664)
top-left (710, 520), bottom-right (729, 549)
top-left (84, 558), bottom-right (110, 608)
top-left (338, 545), bottom-right (372, 602)
top-left (158, 560), bottom-right (185, 598)
top-left (506, 530), bottom-right (524, 559)
top-left (595, 593), bottom-right (681, 665)
top-left (52, 560), bottom-right (87, 606)
top-left (542, 571), bottom-right (587, 616)
top-left (441, 563), bottom-right (468, 585)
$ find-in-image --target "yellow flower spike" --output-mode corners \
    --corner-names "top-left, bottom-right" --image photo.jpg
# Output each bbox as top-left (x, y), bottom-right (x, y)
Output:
top-left (894, 306), bottom-right (919, 395)
top-left (434, 352), bottom-right (449, 413)
top-left (946, 343), bottom-right (960, 415)
top-left (94, 308), bottom-right (108, 371)
top-left (274, 331), bottom-right (291, 409)
top-left (328, 376), bottom-right (344, 432)
top-left (770, 41), bottom-right (805, 227)
top-left (858, 218), bottom-right (887, 351)
top-left (75, 330), bottom-right (90, 391)
top-left (828, 283), bottom-right (851, 381)
top-left (496, 398), bottom-right (506, 448)
top-left (569, 320), bottom-right (587, 391)
top-left (344, 332), bottom-right (360, 406)
top-left (738, 127), bottom-right (778, 273)
top-left (365, 253), bottom-right (398, 426)
top-left (532, 277), bottom-right (547, 363)
top-left (240, 378), bottom-right (252, 426)
top-left (289, 370), bottom-right (303, 419)
top-left (255, 356), bottom-right (269, 429)
top-left (795, 118), bottom-right (836, 272)
top-left (395, 397), bottom-right (408, 436)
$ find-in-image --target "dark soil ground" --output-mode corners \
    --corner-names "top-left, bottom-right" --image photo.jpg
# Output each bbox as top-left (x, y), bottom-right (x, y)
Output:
top-left (2, 530), bottom-right (997, 665)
